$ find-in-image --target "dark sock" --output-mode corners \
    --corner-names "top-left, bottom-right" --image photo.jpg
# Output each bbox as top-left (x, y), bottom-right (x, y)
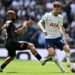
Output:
top-left (1, 63), bottom-right (7, 69)
top-left (35, 54), bottom-right (42, 60)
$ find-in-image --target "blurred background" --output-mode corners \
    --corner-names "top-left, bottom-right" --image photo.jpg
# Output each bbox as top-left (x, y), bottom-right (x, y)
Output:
top-left (0, 0), bottom-right (75, 61)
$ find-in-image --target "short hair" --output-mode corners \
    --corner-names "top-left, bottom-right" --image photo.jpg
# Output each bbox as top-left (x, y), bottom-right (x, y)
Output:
top-left (7, 10), bottom-right (15, 14)
top-left (53, 2), bottom-right (61, 7)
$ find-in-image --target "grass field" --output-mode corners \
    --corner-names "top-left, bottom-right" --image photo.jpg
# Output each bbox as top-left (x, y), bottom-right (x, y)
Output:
top-left (0, 59), bottom-right (75, 75)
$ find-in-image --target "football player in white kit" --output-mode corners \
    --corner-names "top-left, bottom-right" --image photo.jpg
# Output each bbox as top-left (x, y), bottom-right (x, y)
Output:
top-left (38, 1), bottom-right (73, 72)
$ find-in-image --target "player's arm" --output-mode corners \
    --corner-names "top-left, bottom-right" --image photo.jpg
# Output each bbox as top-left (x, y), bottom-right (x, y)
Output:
top-left (15, 20), bottom-right (33, 35)
top-left (59, 15), bottom-right (73, 42)
top-left (38, 14), bottom-right (48, 36)
top-left (38, 20), bottom-right (45, 32)
top-left (60, 25), bottom-right (73, 42)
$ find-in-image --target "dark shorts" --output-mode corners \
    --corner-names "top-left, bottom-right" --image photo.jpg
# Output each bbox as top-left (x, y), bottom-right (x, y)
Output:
top-left (45, 37), bottom-right (67, 50)
top-left (4, 39), bottom-right (28, 57)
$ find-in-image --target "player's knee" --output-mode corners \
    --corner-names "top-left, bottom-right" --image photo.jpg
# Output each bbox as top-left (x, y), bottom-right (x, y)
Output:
top-left (63, 45), bottom-right (70, 52)
top-left (48, 52), bottom-right (55, 57)
top-left (64, 48), bottom-right (70, 53)
top-left (48, 49), bottom-right (56, 57)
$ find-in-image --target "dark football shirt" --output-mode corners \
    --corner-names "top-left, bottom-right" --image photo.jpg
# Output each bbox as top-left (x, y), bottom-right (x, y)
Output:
top-left (5, 20), bottom-right (17, 40)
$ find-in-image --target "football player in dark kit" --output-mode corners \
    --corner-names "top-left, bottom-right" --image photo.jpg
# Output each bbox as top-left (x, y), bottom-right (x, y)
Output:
top-left (0, 10), bottom-right (44, 72)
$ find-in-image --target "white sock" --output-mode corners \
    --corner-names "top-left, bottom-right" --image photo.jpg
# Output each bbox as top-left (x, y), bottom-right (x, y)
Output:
top-left (66, 53), bottom-right (70, 64)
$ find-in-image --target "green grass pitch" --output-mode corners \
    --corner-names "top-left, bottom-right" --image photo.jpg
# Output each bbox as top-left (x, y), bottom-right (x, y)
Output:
top-left (0, 59), bottom-right (75, 75)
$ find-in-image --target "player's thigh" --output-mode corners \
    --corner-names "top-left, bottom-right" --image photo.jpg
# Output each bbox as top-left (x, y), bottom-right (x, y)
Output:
top-left (7, 49), bottom-right (16, 57)
top-left (5, 42), bottom-right (16, 57)
top-left (55, 37), bottom-right (67, 50)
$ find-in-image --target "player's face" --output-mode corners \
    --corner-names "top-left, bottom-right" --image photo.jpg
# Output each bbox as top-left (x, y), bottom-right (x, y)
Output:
top-left (8, 13), bottom-right (16, 21)
top-left (11, 13), bottom-right (16, 22)
top-left (12, 13), bottom-right (16, 20)
top-left (53, 5), bottom-right (61, 14)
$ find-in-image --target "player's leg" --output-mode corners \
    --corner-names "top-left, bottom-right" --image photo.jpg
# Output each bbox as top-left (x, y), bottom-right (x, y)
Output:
top-left (63, 45), bottom-right (71, 67)
top-left (55, 37), bottom-right (71, 67)
top-left (41, 47), bottom-right (66, 72)
top-left (0, 40), bottom-right (18, 72)
top-left (48, 47), bottom-right (66, 72)
top-left (42, 47), bottom-right (55, 65)
top-left (27, 42), bottom-right (44, 62)
top-left (0, 50), bottom-right (15, 72)
top-left (42, 39), bottom-right (66, 72)
top-left (17, 41), bottom-right (44, 63)
top-left (41, 39), bottom-right (55, 65)
top-left (0, 57), bottom-right (15, 72)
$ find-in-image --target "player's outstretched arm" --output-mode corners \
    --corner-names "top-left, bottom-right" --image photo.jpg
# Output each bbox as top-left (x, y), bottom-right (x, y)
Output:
top-left (60, 26), bottom-right (73, 42)
top-left (15, 20), bottom-right (33, 35)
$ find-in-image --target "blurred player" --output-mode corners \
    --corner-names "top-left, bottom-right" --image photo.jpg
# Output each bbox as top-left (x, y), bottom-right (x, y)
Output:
top-left (38, 1), bottom-right (73, 72)
top-left (0, 10), bottom-right (43, 72)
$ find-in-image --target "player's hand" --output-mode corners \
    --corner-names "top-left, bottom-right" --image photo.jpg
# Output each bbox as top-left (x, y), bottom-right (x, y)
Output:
top-left (43, 30), bottom-right (48, 36)
top-left (22, 20), bottom-right (33, 29)
top-left (66, 37), bottom-right (73, 43)
top-left (27, 20), bottom-right (33, 26)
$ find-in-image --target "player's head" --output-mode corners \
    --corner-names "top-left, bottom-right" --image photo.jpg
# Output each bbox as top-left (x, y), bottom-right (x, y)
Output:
top-left (7, 10), bottom-right (16, 21)
top-left (53, 2), bottom-right (61, 15)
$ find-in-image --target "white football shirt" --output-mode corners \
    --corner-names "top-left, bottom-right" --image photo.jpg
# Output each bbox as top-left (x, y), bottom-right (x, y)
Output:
top-left (40, 12), bottom-right (63, 39)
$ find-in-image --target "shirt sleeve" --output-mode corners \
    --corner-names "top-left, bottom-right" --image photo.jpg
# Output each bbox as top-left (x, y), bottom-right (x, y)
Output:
top-left (40, 13), bottom-right (48, 25)
top-left (41, 13), bottom-right (48, 21)
top-left (5, 21), bottom-right (12, 27)
top-left (59, 16), bottom-right (63, 26)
